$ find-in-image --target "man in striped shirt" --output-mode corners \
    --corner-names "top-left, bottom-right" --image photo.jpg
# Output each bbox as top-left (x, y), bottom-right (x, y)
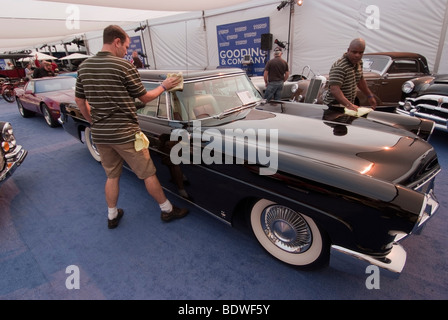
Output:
top-left (75, 25), bottom-right (187, 229)
top-left (323, 38), bottom-right (376, 111)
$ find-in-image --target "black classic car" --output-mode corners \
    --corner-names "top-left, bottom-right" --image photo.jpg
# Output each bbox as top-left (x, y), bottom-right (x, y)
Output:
top-left (59, 68), bottom-right (441, 273)
top-left (292, 52), bottom-right (431, 107)
top-left (399, 74), bottom-right (448, 132)
top-left (0, 121), bottom-right (27, 186)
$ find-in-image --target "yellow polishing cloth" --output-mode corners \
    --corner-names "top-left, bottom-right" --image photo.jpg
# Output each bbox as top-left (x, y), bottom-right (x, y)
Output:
top-left (134, 131), bottom-right (149, 151)
top-left (167, 72), bottom-right (184, 91)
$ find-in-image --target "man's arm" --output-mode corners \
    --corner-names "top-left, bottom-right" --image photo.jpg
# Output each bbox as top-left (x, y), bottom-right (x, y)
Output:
top-left (75, 97), bottom-right (93, 124)
top-left (329, 85), bottom-right (358, 111)
top-left (357, 77), bottom-right (377, 108)
top-left (138, 76), bottom-right (181, 105)
top-left (263, 70), bottom-right (269, 85)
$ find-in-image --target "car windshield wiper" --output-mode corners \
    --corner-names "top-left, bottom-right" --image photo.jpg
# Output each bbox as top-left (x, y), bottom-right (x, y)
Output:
top-left (213, 101), bottom-right (259, 119)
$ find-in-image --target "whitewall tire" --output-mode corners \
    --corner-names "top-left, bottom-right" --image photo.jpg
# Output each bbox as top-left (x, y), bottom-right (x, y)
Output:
top-left (250, 199), bottom-right (330, 268)
top-left (85, 127), bottom-right (101, 162)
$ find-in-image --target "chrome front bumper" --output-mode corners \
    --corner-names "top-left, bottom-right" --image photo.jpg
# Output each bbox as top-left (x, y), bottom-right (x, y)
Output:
top-left (0, 146), bottom-right (27, 185)
top-left (332, 244), bottom-right (407, 273)
top-left (399, 96), bottom-right (448, 132)
top-left (332, 167), bottom-right (441, 274)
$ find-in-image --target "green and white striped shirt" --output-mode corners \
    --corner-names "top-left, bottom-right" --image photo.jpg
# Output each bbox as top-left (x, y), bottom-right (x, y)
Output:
top-left (323, 54), bottom-right (363, 106)
top-left (75, 51), bottom-right (147, 144)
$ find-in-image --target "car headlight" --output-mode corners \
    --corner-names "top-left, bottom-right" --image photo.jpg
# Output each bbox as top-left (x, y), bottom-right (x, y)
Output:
top-left (402, 81), bottom-right (415, 94)
top-left (2, 122), bottom-right (14, 142)
top-left (2, 122), bottom-right (17, 151)
top-left (290, 83), bottom-right (298, 93)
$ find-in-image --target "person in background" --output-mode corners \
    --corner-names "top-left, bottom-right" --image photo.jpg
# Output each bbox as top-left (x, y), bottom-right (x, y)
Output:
top-left (32, 61), bottom-right (55, 78)
top-left (263, 47), bottom-right (289, 102)
top-left (24, 63), bottom-right (33, 79)
top-left (75, 25), bottom-right (188, 229)
top-left (50, 61), bottom-right (59, 73)
top-left (323, 38), bottom-right (377, 111)
top-left (132, 50), bottom-right (143, 69)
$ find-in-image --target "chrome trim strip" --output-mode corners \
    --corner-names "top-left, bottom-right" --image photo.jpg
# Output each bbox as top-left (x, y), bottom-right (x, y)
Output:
top-left (409, 168), bottom-right (441, 191)
top-left (397, 109), bottom-right (448, 131)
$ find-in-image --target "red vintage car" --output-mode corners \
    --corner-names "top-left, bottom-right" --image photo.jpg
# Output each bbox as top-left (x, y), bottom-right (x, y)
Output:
top-left (14, 76), bottom-right (76, 127)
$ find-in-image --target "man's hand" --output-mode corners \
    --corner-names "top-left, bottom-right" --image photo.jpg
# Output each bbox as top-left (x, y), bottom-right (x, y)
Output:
top-left (162, 75), bottom-right (181, 91)
top-left (345, 103), bottom-right (358, 111)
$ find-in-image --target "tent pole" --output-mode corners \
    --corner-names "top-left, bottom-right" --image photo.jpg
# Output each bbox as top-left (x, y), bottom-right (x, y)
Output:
top-left (146, 20), bottom-right (156, 70)
top-left (433, 2), bottom-right (448, 73)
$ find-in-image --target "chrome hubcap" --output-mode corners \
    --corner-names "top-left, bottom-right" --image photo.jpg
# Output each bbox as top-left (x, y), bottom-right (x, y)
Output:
top-left (44, 109), bottom-right (51, 123)
top-left (261, 205), bottom-right (312, 253)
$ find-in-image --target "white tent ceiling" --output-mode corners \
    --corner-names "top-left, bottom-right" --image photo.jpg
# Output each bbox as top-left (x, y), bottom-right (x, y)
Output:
top-left (0, 0), bottom-right (250, 52)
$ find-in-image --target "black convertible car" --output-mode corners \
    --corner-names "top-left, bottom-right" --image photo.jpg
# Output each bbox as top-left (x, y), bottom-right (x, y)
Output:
top-left (59, 68), bottom-right (441, 273)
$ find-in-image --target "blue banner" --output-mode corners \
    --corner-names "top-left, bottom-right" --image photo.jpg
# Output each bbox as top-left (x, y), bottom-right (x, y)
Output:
top-left (217, 17), bottom-right (270, 76)
top-left (126, 35), bottom-right (147, 68)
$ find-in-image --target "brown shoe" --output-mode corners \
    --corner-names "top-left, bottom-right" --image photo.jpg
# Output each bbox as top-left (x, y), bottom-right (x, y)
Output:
top-left (161, 206), bottom-right (189, 222)
top-left (108, 209), bottom-right (124, 229)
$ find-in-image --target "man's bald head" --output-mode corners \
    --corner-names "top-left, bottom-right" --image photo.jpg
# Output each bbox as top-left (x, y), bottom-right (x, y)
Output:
top-left (348, 38), bottom-right (366, 51)
top-left (346, 38), bottom-right (366, 65)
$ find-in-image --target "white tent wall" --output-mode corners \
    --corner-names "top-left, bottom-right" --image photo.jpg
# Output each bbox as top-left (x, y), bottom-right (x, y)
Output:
top-left (435, 2), bottom-right (448, 73)
top-left (78, 0), bottom-right (448, 75)
top-left (291, 0), bottom-right (448, 75)
top-left (147, 13), bottom-right (207, 69)
top-left (440, 29), bottom-right (448, 73)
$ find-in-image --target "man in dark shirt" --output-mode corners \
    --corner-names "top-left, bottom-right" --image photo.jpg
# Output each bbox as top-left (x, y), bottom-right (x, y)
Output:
top-left (323, 38), bottom-right (376, 111)
top-left (32, 61), bottom-right (55, 78)
top-left (263, 47), bottom-right (289, 102)
top-left (132, 51), bottom-right (143, 69)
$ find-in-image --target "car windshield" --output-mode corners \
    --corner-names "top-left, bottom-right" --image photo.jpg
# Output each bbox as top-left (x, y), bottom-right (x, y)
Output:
top-left (35, 77), bottom-right (76, 93)
top-left (362, 55), bottom-right (391, 74)
top-left (172, 74), bottom-right (263, 120)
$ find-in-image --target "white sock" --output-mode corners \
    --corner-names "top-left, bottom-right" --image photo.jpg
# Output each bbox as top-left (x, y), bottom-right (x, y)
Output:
top-left (108, 207), bottom-right (118, 220)
top-left (159, 199), bottom-right (173, 213)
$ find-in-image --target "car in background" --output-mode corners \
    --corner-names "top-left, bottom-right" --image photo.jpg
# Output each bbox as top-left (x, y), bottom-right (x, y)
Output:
top-left (250, 74), bottom-right (303, 101)
top-left (0, 121), bottom-right (27, 186)
top-left (292, 52), bottom-right (431, 108)
top-left (399, 74), bottom-right (448, 132)
top-left (14, 76), bottom-right (76, 127)
top-left (59, 68), bottom-right (441, 273)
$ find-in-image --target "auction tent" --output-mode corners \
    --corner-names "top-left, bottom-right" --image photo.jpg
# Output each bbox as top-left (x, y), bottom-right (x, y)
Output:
top-left (112, 0), bottom-right (448, 74)
top-left (1, 0), bottom-right (447, 74)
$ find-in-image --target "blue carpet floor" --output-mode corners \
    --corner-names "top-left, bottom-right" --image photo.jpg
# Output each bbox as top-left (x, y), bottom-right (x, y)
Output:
top-left (0, 98), bottom-right (447, 300)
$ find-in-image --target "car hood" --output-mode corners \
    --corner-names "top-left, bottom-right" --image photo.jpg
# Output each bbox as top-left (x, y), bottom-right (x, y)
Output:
top-left (420, 83), bottom-right (448, 95)
top-left (203, 106), bottom-right (437, 186)
top-left (433, 74), bottom-right (448, 83)
top-left (38, 89), bottom-right (75, 103)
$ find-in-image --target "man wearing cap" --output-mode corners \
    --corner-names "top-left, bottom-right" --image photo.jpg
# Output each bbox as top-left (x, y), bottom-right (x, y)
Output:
top-left (263, 47), bottom-right (289, 102)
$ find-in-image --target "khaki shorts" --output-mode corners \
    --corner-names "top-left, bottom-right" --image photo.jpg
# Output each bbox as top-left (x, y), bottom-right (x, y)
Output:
top-left (96, 142), bottom-right (156, 179)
